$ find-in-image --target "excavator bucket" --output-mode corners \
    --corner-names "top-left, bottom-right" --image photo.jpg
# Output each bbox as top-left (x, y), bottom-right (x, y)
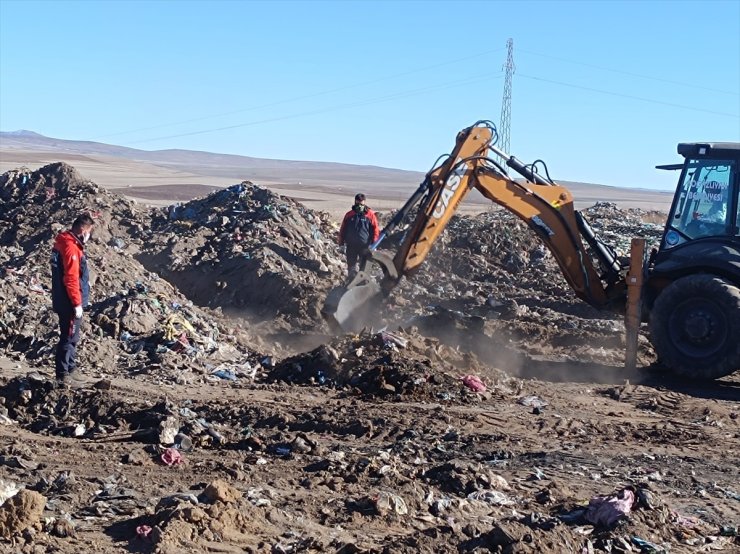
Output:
top-left (322, 271), bottom-right (383, 333)
top-left (322, 250), bottom-right (399, 333)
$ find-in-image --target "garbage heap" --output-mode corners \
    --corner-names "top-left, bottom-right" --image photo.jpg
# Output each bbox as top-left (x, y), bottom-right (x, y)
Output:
top-left (268, 329), bottom-right (520, 401)
top-left (377, 205), bottom-right (666, 367)
top-left (141, 182), bottom-right (346, 332)
top-left (0, 163), bottom-right (262, 382)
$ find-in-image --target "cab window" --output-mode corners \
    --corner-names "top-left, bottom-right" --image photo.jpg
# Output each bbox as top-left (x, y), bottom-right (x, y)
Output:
top-left (670, 159), bottom-right (735, 239)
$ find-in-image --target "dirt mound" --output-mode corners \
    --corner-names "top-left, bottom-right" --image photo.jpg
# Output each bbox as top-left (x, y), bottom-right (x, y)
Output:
top-left (141, 182), bottom-right (345, 331)
top-left (392, 204), bottom-right (664, 316)
top-left (371, 205), bottom-right (665, 371)
top-left (0, 164), bottom-right (263, 383)
top-left (127, 480), bottom-right (273, 553)
top-left (268, 330), bottom-right (517, 401)
top-left (0, 489), bottom-right (45, 539)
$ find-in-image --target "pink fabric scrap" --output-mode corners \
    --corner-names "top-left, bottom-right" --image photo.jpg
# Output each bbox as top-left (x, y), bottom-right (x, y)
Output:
top-left (161, 447), bottom-right (184, 466)
top-left (461, 375), bottom-right (486, 392)
top-left (136, 524), bottom-right (152, 538)
top-left (585, 488), bottom-right (635, 527)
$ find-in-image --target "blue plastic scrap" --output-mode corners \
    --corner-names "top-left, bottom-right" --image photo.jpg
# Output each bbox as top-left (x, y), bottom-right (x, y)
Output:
top-left (631, 536), bottom-right (666, 553)
top-left (212, 369), bottom-right (238, 381)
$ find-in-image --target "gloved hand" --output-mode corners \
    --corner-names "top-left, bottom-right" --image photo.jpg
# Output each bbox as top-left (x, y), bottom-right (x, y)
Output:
top-left (74, 305), bottom-right (83, 319)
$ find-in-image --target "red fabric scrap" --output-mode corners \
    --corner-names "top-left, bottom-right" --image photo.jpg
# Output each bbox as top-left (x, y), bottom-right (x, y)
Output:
top-left (461, 375), bottom-right (486, 392)
top-left (161, 447), bottom-right (184, 466)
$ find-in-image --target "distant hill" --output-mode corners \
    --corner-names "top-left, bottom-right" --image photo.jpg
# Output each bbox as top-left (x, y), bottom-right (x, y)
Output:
top-left (0, 130), bottom-right (674, 212)
top-left (0, 129), bottom-right (422, 184)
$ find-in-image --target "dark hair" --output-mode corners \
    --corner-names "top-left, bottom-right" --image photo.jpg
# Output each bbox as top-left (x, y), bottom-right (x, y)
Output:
top-left (72, 213), bottom-right (94, 231)
top-left (354, 193), bottom-right (366, 202)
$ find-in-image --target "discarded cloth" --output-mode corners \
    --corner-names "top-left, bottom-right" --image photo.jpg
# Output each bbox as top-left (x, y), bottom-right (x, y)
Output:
top-left (461, 375), bottom-right (486, 392)
top-left (163, 313), bottom-right (196, 342)
top-left (161, 447), bottom-right (184, 466)
top-left (585, 488), bottom-right (635, 527)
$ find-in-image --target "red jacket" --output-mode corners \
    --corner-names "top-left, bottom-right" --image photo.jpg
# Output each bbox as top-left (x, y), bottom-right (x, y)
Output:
top-left (338, 207), bottom-right (380, 246)
top-left (51, 231), bottom-right (89, 310)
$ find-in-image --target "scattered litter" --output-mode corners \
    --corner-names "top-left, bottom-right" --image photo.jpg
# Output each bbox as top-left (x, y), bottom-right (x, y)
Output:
top-left (373, 492), bottom-right (408, 516)
top-left (461, 375), bottom-right (486, 392)
top-left (719, 525), bottom-right (738, 537)
top-left (211, 368), bottom-right (238, 381)
top-left (380, 332), bottom-right (408, 349)
top-left (585, 487), bottom-right (635, 527)
top-left (631, 536), bottom-right (667, 553)
top-left (467, 490), bottom-right (515, 506)
top-left (0, 479), bottom-right (20, 506)
top-left (158, 416), bottom-right (179, 445)
top-left (518, 395), bottom-right (548, 409)
top-left (160, 448), bottom-right (184, 466)
top-left (174, 433), bottom-right (193, 452)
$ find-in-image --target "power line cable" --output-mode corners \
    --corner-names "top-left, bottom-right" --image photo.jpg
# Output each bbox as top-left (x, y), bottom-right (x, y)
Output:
top-left (517, 72), bottom-right (739, 118)
top-left (518, 48), bottom-right (740, 96)
top-left (125, 69), bottom-right (736, 147)
top-left (94, 47), bottom-right (505, 140)
top-left (123, 72), bottom-right (504, 145)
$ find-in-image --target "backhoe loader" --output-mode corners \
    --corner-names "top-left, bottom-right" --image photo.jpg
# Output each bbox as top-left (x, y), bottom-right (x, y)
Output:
top-left (322, 121), bottom-right (740, 380)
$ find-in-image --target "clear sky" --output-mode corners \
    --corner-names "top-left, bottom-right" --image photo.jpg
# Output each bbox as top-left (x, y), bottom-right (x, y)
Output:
top-left (1, 0), bottom-right (738, 190)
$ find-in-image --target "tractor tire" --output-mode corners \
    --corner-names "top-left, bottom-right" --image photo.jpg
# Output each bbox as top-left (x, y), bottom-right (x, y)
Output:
top-left (649, 274), bottom-right (740, 380)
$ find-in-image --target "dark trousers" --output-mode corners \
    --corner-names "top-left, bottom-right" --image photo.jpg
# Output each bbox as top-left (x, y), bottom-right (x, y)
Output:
top-left (346, 243), bottom-right (366, 279)
top-left (55, 310), bottom-right (81, 378)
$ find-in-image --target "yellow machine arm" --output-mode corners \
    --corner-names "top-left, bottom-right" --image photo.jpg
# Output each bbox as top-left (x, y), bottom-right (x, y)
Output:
top-left (323, 121), bottom-right (629, 331)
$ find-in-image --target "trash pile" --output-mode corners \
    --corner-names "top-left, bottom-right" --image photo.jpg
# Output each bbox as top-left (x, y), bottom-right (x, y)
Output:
top-left (0, 164), bottom-right (263, 382)
top-left (375, 206), bottom-right (665, 369)
top-left (268, 329), bottom-right (518, 401)
top-left (400, 204), bottom-right (664, 311)
top-left (142, 182), bottom-right (345, 331)
top-left (583, 201), bottom-right (666, 253)
top-left (131, 479), bottom-right (270, 552)
top-left (0, 372), bottom-right (248, 452)
top-left (0, 162), bottom-right (665, 377)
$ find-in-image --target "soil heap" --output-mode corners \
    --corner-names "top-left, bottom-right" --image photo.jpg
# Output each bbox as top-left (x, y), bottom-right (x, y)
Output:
top-left (141, 182), bottom-right (345, 332)
top-left (0, 164), bottom-right (263, 383)
top-left (377, 206), bottom-right (666, 372)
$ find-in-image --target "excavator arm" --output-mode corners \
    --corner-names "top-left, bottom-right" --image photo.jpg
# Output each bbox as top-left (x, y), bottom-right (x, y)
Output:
top-left (323, 121), bottom-right (628, 331)
top-left (473, 165), bottom-right (610, 307)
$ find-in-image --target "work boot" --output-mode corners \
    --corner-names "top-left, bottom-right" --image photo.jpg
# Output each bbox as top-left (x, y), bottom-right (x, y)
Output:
top-left (65, 372), bottom-right (89, 389)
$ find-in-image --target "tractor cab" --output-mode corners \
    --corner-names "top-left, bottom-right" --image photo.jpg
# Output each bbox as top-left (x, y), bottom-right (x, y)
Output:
top-left (647, 143), bottom-right (740, 380)
top-left (659, 142), bottom-right (740, 250)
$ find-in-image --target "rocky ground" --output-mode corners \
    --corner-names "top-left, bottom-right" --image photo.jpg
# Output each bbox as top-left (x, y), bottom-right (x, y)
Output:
top-left (0, 164), bottom-right (738, 553)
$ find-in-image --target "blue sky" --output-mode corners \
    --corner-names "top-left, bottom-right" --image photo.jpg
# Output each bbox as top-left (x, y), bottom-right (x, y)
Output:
top-left (1, 0), bottom-right (738, 190)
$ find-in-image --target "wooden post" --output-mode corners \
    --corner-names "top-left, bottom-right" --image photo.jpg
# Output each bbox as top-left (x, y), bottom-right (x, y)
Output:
top-left (625, 238), bottom-right (646, 372)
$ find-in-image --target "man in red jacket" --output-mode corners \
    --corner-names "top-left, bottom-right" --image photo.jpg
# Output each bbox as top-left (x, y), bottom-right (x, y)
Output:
top-left (51, 213), bottom-right (94, 387)
top-left (337, 193), bottom-right (380, 279)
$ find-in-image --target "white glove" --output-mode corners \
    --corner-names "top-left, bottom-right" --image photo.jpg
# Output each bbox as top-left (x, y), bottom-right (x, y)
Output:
top-left (74, 305), bottom-right (83, 319)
